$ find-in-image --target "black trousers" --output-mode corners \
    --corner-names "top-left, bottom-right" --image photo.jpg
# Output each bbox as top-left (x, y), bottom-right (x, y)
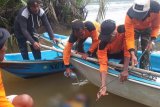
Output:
top-left (16, 37), bottom-right (41, 60)
top-left (108, 51), bottom-right (124, 64)
top-left (74, 38), bottom-right (97, 58)
top-left (135, 29), bottom-right (151, 69)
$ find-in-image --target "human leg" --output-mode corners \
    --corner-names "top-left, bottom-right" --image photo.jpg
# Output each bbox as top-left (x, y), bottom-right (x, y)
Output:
top-left (30, 45), bottom-right (41, 60)
top-left (75, 38), bottom-right (87, 53)
top-left (108, 51), bottom-right (124, 72)
top-left (140, 35), bottom-right (150, 69)
top-left (29, 37), bottom-right (41, 60)
top-left (16, 38), bottom-right (29, 60)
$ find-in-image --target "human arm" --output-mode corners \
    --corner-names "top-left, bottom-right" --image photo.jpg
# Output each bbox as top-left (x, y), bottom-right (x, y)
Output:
top-left (120, 57), bottom-right (130, 82)
top-left (146, 13), bottom-right (160, 51)
top-left (150, 13), bottom-right (160, 39)
top-left (81, 30), bottom-right (99, 59)
top-left (120, 38), bottom-right (131, 82)
top-left (19, 16), bottom-right (35, 44)
top-left (119, 53), bottom-right (137, 82)
top-left (96, 72), bottom-right (107, 101)
top-left (88, 30), bottom-right (99, 54)
top-left (63, 41), bottom-right (73, 76)
top-left (120, 39), bottom-right (137, 82)
top-left (125, 15), bottom-right (135, 51)
top-left (97, 41), bottom-right (108, 99)
top-left (40, 9), bottom-right (55, 42)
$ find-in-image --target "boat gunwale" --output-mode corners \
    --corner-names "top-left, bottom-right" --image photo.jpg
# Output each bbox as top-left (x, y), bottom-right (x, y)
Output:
top-left (71, 58), bottom-right (160, 90)
top-left (0, 58), bottom-right (63, 64)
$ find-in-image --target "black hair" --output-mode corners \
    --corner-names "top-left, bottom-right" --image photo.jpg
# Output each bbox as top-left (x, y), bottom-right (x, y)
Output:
top-left (84, 21), bottom-right (95, 32)
top-left (71, 19), bottom-right (85, 32)
top-left (27, 0), bottom-right (42, 7)
top-left (117, 25), bottom-right (125, 33)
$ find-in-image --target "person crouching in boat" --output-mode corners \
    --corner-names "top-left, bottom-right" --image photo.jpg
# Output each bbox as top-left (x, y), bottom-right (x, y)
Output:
top-left (0, 28), bottom-right (34, 107)
top-left (97, 20), bottom-right (131, 99)
top-left (63, 19), bottom-right (100, 77)
top-left (125, 0), bottom-right (160, 70)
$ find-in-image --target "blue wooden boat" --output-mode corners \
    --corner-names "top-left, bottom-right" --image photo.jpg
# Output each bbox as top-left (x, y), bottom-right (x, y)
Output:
top-left (43, 33), bottom-right (160, 106)
top-left (69, 39), bottom-right (160, 106)
top-left (70, 57), bottom-right (160, 107)
top-left (0, 50), bottom-right (64, 78)
top-left (43, 33), bottom-right (160, 73)
top-left (0, 34), bottom-right (68, 79)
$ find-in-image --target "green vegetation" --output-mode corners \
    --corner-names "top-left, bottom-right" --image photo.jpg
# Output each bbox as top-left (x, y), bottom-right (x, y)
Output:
top-left (0, 0), bottom-right (89, 53)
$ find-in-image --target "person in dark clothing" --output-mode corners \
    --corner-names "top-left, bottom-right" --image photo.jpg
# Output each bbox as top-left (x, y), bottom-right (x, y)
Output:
top-left (14, 0), bottom-right (56, 60)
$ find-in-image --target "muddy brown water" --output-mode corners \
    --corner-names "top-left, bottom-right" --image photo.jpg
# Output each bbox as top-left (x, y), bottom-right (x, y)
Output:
top-left (2, 70), bottom-right (148, 107)
top-left (3, 27), bottom-right (148, 107)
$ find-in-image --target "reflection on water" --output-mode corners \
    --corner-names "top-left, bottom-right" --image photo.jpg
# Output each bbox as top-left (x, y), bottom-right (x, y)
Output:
top-left (86, 1), bottom-right (133, 24)
top-left (2, 70), bottom-right (147, 107)
top-left (87, 0), bottom-right (160, 24)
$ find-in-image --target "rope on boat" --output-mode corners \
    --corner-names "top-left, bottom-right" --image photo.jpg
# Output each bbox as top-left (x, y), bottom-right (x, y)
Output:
top-left (26, 38), bottom-right (160, 79)
top-left (40, 44), bottom-right (160, 78)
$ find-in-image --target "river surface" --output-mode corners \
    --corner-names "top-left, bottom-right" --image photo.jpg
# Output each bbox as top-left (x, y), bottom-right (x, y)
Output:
top-left (3, 70), bottom-right (147, 107)
top-left (3, 0), bottom-right (157, 107)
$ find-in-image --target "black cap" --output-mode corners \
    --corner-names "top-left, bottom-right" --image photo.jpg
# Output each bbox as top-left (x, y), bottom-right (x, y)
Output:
top-left (27, 0), bottom-right (42, 7)
top-left (0, 28), bottom-right (11, 49)
top-left (117, 25), bottom-right (125, 33)
top-left (71, 19), bottom-right (85, 31)
top-left (99, 19), bottom-right (116, 42)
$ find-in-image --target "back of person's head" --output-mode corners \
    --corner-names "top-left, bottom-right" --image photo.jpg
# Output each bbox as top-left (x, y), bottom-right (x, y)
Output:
top-left (71, 19), bottom-right (85, 32)
top-left (131, 0), bottom-right (150, 20)
top-left (99, 19), bottom-right (116, 42)
top-left (117, 25), bottom-right (125, 33)
top-left (0, 28), bottom-right (10, 49)
top-left (27, 0), bottom-right (42, 7)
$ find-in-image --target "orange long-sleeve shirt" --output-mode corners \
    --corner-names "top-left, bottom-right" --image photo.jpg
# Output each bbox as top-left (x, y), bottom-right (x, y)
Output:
top-left (0, 69), bottom-right (14, 107)
top-left (63, 21), bottom-right (100, 66)
top-left (98, 33), bottom-right (130, 72)
top-left (125, 0), bottom-right (160, 50)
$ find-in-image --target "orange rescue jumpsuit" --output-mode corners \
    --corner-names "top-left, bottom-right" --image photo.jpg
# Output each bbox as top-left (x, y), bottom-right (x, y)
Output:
top-left (98, 33), bottom-right (130, 72)
top-left (0, 69), bottom-right (14, 107)
top-left (63, 21), bottom-right (100, 67)
top-left (125, 0), bottom-right (160, 69)
top-left (125, 0), bottom-right (160, 51)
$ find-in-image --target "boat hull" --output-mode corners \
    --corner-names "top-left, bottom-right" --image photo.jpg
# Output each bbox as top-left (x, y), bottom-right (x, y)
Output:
top-left (70, 58), bottom-right (160, 107)
top-left (0, 50), bottom-right (65, 78)
top-left (0, 59), bottom-right (65, 78)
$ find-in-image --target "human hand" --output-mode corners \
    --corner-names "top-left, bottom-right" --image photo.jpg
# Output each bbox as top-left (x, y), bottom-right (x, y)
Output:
top-left (146, 41), bottom-right (154, 51)
top-left (33, 42), bottom-right (40, 50)
top-left (96, 86), bottom-right (108, 101)
top-left (81, 53), bottom-right (88, 60)
top-left (53, 38), bottom-right (59, 44)
top-left (119, 70), bottom-right (129, 82)
top-left (131, 52), bottom-right (138, 67)
top-left (64, 68), bottom-right (72, 77)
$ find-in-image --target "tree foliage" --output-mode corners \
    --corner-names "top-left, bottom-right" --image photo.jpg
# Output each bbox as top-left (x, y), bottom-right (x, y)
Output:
top-left (0, 0), bottom-right (89, 52)
top-left (0, 0), bottom-right (89, 32)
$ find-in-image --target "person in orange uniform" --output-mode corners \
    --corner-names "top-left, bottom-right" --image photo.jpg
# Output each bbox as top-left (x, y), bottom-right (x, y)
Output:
top-left (97, 20), bottom-right (130, 100)
top-left (0, 28), bottom-right (34, 107)
top-left (124, 0), bottom-right (160, 72)
top-left (63, 19), bottom-right (100, 76)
